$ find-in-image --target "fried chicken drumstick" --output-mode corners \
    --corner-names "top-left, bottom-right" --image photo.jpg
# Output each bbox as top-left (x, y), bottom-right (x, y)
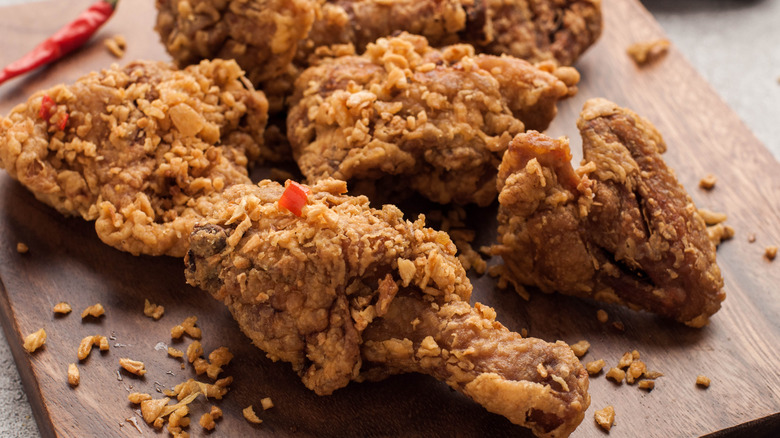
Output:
top-left (185, 178), bottom-right (589, 438)
top-left (288, 33), bottom-right (578, 206)
top-left (0, 60), bottom-right (268, 256)
top-left (494, 99), bottom-right (725, 326)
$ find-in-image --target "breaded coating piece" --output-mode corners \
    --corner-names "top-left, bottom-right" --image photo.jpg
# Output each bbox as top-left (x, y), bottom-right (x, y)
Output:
top-left (463, 0), bottom-right (603, 66)
top-left (155, 0), bottom-right (316, 87)
top-left (185, 178), bottom-right (590, 438)
top-left (0, 60), bottom-right (268, 257)
top-left (494, 99), bottom-right (725, 326)
top-left (288, 33), bottom-right (578, 206)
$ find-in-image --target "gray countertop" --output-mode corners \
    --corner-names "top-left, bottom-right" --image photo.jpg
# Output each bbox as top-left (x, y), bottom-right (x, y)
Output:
top-left (0, 0), bottom-right (778, 436)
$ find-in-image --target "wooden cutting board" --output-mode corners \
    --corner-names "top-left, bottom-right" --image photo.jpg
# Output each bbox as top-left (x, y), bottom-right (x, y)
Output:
top-left (1, 0), bottom-right (779, 437)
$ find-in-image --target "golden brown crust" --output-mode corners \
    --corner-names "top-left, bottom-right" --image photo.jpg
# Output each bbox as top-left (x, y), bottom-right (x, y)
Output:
top-left (288, 33), bottom-right (577, 206)
top-left (185, 179), bottom-right (589, 436)
top-left (0, 60), bottom-right (268, 257)
top-left (494, 99), bottom-right (725, 326)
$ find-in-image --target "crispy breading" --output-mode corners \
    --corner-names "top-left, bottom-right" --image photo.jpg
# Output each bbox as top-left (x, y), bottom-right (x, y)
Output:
top-left (184, 178), bottom-right (589, 438)
top-left (0, 60), bottom-right (268, 257)
top-left (288, 33), bottom-right (578, 206)
top-left (494, 99), bottom-right (725, 326)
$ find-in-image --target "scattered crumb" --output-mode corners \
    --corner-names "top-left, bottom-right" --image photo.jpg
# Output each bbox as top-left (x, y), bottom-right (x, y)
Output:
top-left (206, 347), bottom-right (234, 379)
top-left (586, 359), bottom-right (606, 375)
top-left (612, 321), bottom-right (625, 332)
top-left (119, 358), bottom-right (147, 376)
top-left (596, 309), bottom-right (608, 323)
top-left (243, 405), bottom-right (263, 424)
top-left (261, 397), bottom-right (274, 410)
top-left (631, 350), bottom-right (640, 360)
top-left (521, 328), bottom-right (528, 338)
top-left (53, 302), bottom-right (72, 314)
top-left (16, 242), bottom-right (29, 254)
top-left (168, 347), bottom-right (184, 358)
top-left (606, 367), bottom-right (626, 384)
top-left (171, 316), bottom-right (201, 339)
top-left (699, 174), bottom-right (717, 190)
top-left (626, 360), bottom-right (646, 384)
top-left (167, 405), bottom-right (191, 437)
top-left (696, 375), bottom-right (711, 388)
top-left (128, 393), bottom-right (153, 404)
top-left (23, 328), bottom-right (46, 353)
top-left (627, 39), bottom-right (670, 66)
top-left (143, 299), bottom-right (165, 320)
top-left (104, 35), bottom-right (126, 58)
top-left (594, 405), bottom-right (616, 431)
top-left (707, 223), bottom-right (735, 247)
top-left (765, 246), bottom-right (777, 261)
top-left (748, 233), bottom-right (756, 243)
top-left (200, 412), bottom-right (216, 431)
top-left (164, 377), bottom-right (232, 400)
top-left (78, 335), bottom-right (108, 360)
top-left (68, 363), bottom-right (79, 386)
top-left (644, 370), bottom-right (664, 380)
top-left (638, 380), bottom-right (655, 391)
top-left (618, 352), bottom-right (633, 369)
top-left (698, 208), bottom-right (727, 225)
top-left (186, 341), bottom-right (203, 364)
top-left (570, 340), bottom-right (590, 358)
top-left (209, 406), bottom-right (223, 420)
top-left (81, 303), bottom-right (105, 319)
top-left (125, 416), bottom-right (143, 434)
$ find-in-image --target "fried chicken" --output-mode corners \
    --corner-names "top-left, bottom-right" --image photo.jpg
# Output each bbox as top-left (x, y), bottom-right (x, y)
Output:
top-left (493, 99), bottom-right (725, 327)
top-left (287, 33), bottom-right (579, 206)
top-left (462, 0), bottom-right (603, 67)
top-left (0, 59), bottom-right (268, 257)
top-left (185, 178), bottom-right (590, 437)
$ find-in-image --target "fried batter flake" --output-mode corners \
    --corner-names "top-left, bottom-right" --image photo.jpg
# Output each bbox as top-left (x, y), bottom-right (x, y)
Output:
top-left (22, 328), bottom-right (46, 353)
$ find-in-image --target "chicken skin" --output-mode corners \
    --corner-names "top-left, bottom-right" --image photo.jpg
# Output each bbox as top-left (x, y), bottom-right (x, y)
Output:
top-left (185, 178), bottom-right (590, 438)
top-left (0, 60), bottom-right (268, 257)
top-left (494, 99), bottom-right (725, 326)
top-left (287, 33), bottom-right (578, 206)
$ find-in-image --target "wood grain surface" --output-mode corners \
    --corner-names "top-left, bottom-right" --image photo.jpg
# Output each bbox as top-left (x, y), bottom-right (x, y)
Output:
top-left (1, 0), bottom-right (779, 437)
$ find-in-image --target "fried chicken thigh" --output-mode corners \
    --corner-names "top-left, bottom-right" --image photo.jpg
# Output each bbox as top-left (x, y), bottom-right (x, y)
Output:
top-left (287, 33), bottom-right (579, 206)
top-left (185, 178), bottom-right (589, 437)
top-left (0, 60), bottom-right (268, 256)
top-left (494, 99), bottom-right (725, 326)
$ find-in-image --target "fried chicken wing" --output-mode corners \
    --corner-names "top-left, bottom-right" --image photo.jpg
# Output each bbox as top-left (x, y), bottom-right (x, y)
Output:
top-left (287, 33), bottom-right (578, 206)
top-left (494, 99), bottom-right (725, 326)
top-left (185, 178), bottom-right (589, 437)
top-left (0, 60), bottom-right (268, 257)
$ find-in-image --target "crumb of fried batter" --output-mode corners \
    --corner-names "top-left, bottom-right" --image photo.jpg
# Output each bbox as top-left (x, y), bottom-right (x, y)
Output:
top-left (171, 316), bottom-right (201, 339)
top-left (644, 370), bottom-right (664, 380)
top-left (696, 375), bottom-right (711, 388)
top-left (209, 406), bottom-right (223, 420)
top-left (638, 380), bottom-right (655, 391)
top-left (104, 35), bottom-right (126, 58)
top-left (128, 393), bottom-right (153, 404)
top-left (68, 363), bottom-right (79, 386)
top-left (53, 302), bottom-right (72, 314)
top-left (765, 246), bottom-right (778, 261)
top-left (627, 39), bottom-right (670, 66)
top-left (707, 224), bottom-right (735, 247)
top-left (699, 174), bottom-right (717, 190)
top-left (698, 208), bottom-right (727, 225)
top-left (81, 303), bottom-right (105, 319)
top-left (617, 352), bottom-right (633, 369)
top-left (585, 359), bottom-right (606, 375)
top-left (606, 367), bottom-right (625, 384)
top-left (119, 358), bottom-right (147, 376)
top-left (78, 335), bottom-right (108, 360)
top-left (200, 412), bottom-right (216, 431)
top-left (626, 361), bottom-right (646, 384)
top-left (16, 242), bottom-right (28, 254)
top-left (748, 233), bottom-right (757, 243)
top-left (594, 405), bottom-right (615, 431)
top-left (186, 341), bottom-right (203, 364)
top-left (143, 299), bottom-right (165, 320)
top-left (612, 321), bottom-right (625, 332)
top-left (570, 340), bottom-right (590, 358)
top-left (596, 309), bottom-right (608, 323)
top-left (22, 328), bottom-right (46, 353)
top-left (206, 347), bottom-right (234, 379)
top-left (243, 406), bottom-right (262, 424)
top-left (168, 347), bottom-right (184, 358)
top-left (261, 397), bottom-right (274, 410)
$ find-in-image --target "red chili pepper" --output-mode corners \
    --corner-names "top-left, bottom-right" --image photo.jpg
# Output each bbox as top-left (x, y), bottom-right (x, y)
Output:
top-left (278, 180), bottom-right (311, 217)
top-left (0, 0), bottom-right (119, 86)
top-left (39, 95), bottom-right (55, 120)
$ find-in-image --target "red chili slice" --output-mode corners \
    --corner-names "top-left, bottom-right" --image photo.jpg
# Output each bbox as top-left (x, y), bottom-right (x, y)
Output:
top-left (39, 95), bottom-right (55, 121)
top-left (278, 180), bottom-right (311, 217)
